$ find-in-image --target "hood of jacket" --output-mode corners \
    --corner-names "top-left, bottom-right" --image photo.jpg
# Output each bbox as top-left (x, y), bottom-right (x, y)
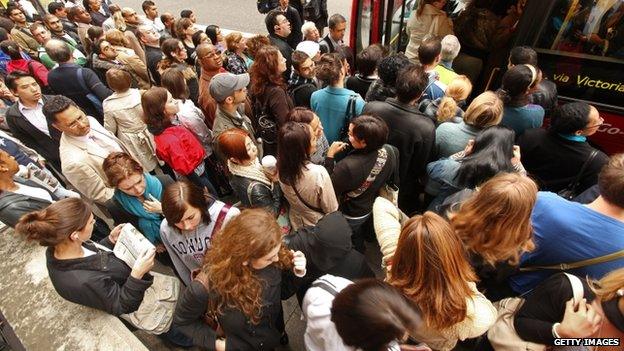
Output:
top-left (285, 211), bottom-right (353, 271)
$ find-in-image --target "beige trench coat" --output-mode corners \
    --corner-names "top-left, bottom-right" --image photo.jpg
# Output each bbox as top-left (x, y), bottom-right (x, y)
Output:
top-left (103, 89), bottom-right (159, 171)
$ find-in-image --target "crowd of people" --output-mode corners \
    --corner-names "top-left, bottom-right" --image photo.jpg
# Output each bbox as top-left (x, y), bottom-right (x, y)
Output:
top-left (0, 0), bottom-right (623, 350)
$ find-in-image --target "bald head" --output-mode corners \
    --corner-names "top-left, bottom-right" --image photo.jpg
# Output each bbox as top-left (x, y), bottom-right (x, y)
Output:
top-left (195, 43), bottom-right (223, 71)
top-left (45, 39), bottom-right (72, 63)
top-left (122, 7), bottom-right (140, 25)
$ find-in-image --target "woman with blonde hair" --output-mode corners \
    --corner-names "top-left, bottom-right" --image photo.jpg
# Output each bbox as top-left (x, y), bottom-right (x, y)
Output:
top-left (449, 172), bottom-right (538, 300)
top-left (387, 211), bottom-right (496, 350)
top-left (404, 0), bottom-right (454, 61)
top-left (435, 90), bottom-right (503, 159)
top-left (419, 75), bottom-right (472, 125)
top-left (224, 31), bottom-right (252, 74)
top-left (173, 208), bottom-right (307, 350)
top-left (105, 29), bottom-right (151, 89)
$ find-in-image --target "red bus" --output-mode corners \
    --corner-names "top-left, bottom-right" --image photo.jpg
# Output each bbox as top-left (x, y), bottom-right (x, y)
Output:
top-left (349, 0), bottom-right (624, 154)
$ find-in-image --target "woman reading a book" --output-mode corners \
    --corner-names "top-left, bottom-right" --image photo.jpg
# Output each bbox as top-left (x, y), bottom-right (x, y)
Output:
top-left (15, 198), bottom-right (192, 346)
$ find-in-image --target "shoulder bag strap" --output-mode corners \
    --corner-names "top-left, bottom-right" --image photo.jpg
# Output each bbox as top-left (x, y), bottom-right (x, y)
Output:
top-left (76, 67), bottom-right (89, 91)
top-left (519, 248), bottom-right (624, 272)
top-left (311, 278), bottom-right (339, 296)
top-left (564, 273), bottom-right (585, 306)
top-left (565, 149), bottom-right (599, 193)
top-left (345, 147), bottom-right (388, 199)
top-left (212, 203), bottom-right (232, 237)
top-left (292, 182), bottom-right (324, 214)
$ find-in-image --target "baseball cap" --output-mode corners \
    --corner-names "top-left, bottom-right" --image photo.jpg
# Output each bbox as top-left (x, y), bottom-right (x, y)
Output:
top-left (209, 72), bottom-right (250, 103)
top-left (296, 41), bottom-right (320, 59)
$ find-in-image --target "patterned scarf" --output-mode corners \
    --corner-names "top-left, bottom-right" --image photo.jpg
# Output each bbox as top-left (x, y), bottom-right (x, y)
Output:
top-left (227, 159), bottom-right (272, 188)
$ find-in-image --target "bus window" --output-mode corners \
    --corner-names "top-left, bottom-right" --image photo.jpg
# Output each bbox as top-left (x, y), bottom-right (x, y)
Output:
top-left (530, 0), bottom-right (624, 110)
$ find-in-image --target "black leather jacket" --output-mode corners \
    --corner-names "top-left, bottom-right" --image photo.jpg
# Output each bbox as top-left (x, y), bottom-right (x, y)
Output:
top-left (230, 174), bottom-right (282, 215)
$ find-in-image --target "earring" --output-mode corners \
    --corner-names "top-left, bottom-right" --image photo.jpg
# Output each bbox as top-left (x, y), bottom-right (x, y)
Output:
top-left (617, 288), bottom-right (624, 297)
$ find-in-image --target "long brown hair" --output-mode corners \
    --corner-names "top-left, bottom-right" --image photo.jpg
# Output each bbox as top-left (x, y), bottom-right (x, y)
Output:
top-left (450, 173), bottom-right (538, 266)
top-left (388, 211), bottom-right (477, 330)
top-left (249, 45), bottom-right (285, 97)
top-left (204, 209), bottom-right (293, 324)
top-left (16, 198), bottom-right (92, 247)
top-left (141, 87), bottom-right (172, 135)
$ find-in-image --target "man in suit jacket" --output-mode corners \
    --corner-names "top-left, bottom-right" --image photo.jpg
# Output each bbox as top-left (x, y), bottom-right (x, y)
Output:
top-left (5, 71), bottom-right (61, 171)
top-left (265, 9), bottom-right (294, 79)
top-left (43, 95), bottom-right (126, 205)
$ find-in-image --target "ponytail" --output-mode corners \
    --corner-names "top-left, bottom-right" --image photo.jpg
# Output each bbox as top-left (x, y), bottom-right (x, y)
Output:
top-left (436, 96), bottom-right (458, 123)
top-left (15, 198), bottom-right (93, 247)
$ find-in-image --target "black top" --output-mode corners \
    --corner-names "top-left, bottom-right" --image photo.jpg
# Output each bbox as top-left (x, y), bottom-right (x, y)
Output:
top-left (281, 5), bottom-right (302, 49)
top-left (514, 272), bottom-right (594, 345)
top-left (363, 98), bottom-right (435, 214)
top-left (287, 81), bottom-right (317, 108)
top-left (47, 63), bottom-right (112, 122)
top-left (345, 74), bottom-right (376, 100)
top-left (46, 239), bottom-right (153, 316)
top-left (327, 145), bottom-right (399, 217)
top-left (517, 128), bottom-right (609, 194)
top-left (182, 40), bottom-right (196, 66)
top-left (5, 95), bottom-right (62, 170)
top-left (144, 45), bottom-right (163, 85)
top-left (269, 34), bottom-right (293, 79)
top-left (173, 265), bottom-right (299, 351)
top-left (469, 253), bottom-right (518, 302)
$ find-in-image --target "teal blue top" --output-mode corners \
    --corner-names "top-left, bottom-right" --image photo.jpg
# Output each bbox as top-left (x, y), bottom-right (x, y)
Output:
top-left (113, 172), bottom-right (163, 244)
top-left (501, 104), bottom-right (545, 136)
top-left (310, 87), bottom-right (365, 144)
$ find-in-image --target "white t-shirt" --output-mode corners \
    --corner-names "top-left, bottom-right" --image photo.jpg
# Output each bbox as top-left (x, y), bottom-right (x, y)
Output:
top-left (13, 183), bottom-right (53, 202)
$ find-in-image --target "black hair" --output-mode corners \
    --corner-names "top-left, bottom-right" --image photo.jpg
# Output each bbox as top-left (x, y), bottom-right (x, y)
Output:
top-left (82, 0), bottom-right (93, 12)
top-left (0, 40), bottom-right (21, 60)
top-left (43, 95), bottom-right (77, 124)
top-left (418, 37), bottom-right (442, 66)
top-left (180, 9), bottom-right (193, 19)
top-left (92, 38), bottom-right (105, 56)
top-left (192, 30), bottom-right (205, 47)
top-left (549, 102), bottom-right (592, 134)
top-left (395, 64), bottom-right (427, 103)
top-left (264, 9), bottom-right (282, 36)
top-left (48, 2), bottom-right (65, 15)
top-left (509, 46), bottom-right (538, 66)
top-left (356, 44), bottom-right (387, 76)
top-left (5, 70), bottom-right (34, 91)
top-left (0, 28), bottom-right (9, 43)
top-left (377, 53), bottom-right (411, 87)
top-left (498, 65), bottom-right (536, 107)
top-left (205, 25), bottom-right (220, 45)
top-left (350, 115), bottom-right (389, 153)
top-left (277, 121), bottom-right (312, 186)
top-left (456, 125), bottom-right (516, 188)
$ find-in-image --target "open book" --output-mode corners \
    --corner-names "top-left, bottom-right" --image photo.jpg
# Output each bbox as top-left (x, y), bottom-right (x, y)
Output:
top-left (113, 224), bottom-right (155, 267)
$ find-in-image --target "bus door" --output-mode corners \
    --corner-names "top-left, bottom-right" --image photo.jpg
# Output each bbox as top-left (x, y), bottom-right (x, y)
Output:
top-left (514, 0), bottom-right (624, 154)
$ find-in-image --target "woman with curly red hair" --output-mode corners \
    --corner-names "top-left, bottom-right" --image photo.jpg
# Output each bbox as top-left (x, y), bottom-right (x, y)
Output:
top-left (173, 208), bottom-right (307, 350)
top-left (249, 45), bottom-right (294, 155)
